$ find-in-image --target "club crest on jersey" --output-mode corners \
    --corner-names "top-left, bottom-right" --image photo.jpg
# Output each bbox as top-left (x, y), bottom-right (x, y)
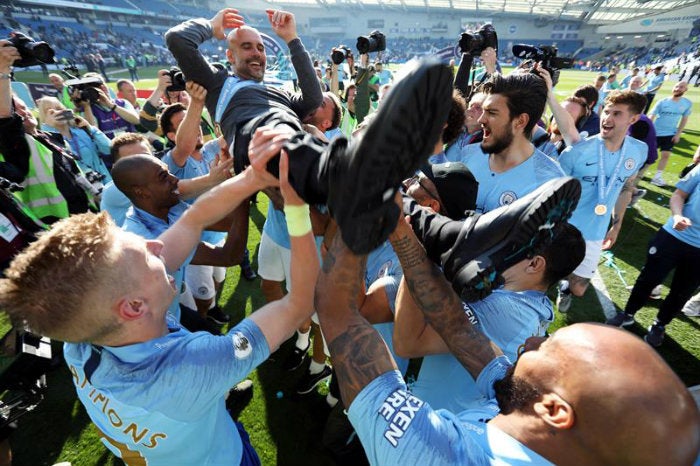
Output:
top-left (232, 332), bottom-right (252, 359)
top-left (624, 158), bottom-right (636, 170)
top-left (377, 260), bottom-right (393, 278)
top-left (499, 191), bottom-right (517, 206)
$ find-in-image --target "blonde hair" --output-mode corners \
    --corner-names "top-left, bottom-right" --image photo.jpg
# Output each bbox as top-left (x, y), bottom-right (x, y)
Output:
top-left (35, 96), bottom-right (65, 126)
top-left (0, 212), bottom-right (133, 342)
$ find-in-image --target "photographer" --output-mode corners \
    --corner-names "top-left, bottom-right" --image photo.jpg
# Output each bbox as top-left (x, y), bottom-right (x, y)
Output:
top-left (0, 40), bottom-right (97, 223)
top-left (36, 96), bottom-right (111, 186)
top-left (139, 69), bottom-right (217, 151)
top-left (73, 72), bottom-right (139, 141)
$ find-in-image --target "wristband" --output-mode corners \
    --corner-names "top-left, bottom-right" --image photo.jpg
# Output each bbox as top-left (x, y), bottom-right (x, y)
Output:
top-left (284, 204), bottom-right (311, 237)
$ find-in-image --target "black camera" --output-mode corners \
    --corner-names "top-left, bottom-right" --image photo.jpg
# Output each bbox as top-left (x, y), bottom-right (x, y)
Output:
top-left (331, 45), bottom-right (352, 65)
top-left (166, 67), bottom-right (186, 93)
top-left (65, 76), bottom-right (103, 105)
top-left (512, 44), bottom-right (574, 87)
top-left (85, 171), bottom-right (106, 184)
top-left (459, 24), bottom-right (498, 56)
top-left (356, 30), bottom-right (386, 55)
top-left (0, 177), bottom-right (23, 193)
top-left (0, 328), bottom-right (52, 437)
top-left (5, 32), bottom-right (55, 68)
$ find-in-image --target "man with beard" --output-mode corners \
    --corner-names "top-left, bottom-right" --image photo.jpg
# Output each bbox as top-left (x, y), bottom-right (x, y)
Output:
top-left (556, 91), bottom-right (648, 312)
top-left (648, 81), bottom-right (692, 187)
top-left (446, 72), bottom-right (564, 213)
top-left (314, 186), bottom-right (700, 465)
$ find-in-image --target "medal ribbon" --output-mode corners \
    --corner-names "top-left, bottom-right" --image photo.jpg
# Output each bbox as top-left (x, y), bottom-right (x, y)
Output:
top-left (597, 138), bottom-right (626, 209)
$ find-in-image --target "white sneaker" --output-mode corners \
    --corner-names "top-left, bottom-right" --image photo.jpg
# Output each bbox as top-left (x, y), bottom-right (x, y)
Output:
top-left (682, 295), bottom-right (700, 317)
top-left (650, 175), bottom-right (666, 187)
top-left (649, 284), bottom-right (663, 300)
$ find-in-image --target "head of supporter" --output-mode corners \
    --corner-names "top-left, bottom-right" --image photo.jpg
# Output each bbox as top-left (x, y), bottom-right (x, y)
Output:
top-left (594, 74), bottom-right (605, 90)
top-left (159, 102), bottom-right (204, 153)
top-left (573, 84), bottom-right (599, 113)
top-left (671, 80), bottom-right (689, 98)
top-left (404, 162), bottom-right (477, 220)
top-left (599, 90), bottom-right (646, 142)
top-left (164, 89), bottom-right (190, 107)
top-left (492, 323), bottom-right (699, 465)
top-left (477, 73), bottom-right (548, 154)
top-left (629, 76), bottom-right (644, 92)
top-left (117, 79), bottom-right (138, 107)
top-left (109, 132), bottom-right (153, 164)
top-left (465, 91), bottom-right (486, 134)
top-left (48, 73), bottom-right (66, 91)
top-left (12, 95), bottom-right (39, 135)
top-left (225, 25), bottom-right (267, 82)
top-left (302, 92), bottom-right (342, 133)
top-left (549, 96), bottom-right (589, 135)
top-left (37, 96), bottom-right (70, 131)
top-left (112, 154), bottom-right (180, 216)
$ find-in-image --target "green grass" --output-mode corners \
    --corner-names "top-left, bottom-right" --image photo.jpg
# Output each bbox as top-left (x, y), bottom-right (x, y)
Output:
top-left (5, 66), bottom-right (700, 465)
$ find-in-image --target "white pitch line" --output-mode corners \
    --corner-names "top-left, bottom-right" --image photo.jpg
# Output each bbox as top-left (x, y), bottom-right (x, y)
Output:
top-left (591, 268), bottom-right (618, 320)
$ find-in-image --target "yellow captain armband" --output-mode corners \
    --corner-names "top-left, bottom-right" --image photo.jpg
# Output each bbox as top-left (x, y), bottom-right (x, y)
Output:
top-left (284, 204), bottom-right (311, 236)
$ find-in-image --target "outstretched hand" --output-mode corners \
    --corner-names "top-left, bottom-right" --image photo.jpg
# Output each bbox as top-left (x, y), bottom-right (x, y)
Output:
top-left (211, 8), bottom-right (245, 40)
top-left (266, 9), bottom-right (298, 43)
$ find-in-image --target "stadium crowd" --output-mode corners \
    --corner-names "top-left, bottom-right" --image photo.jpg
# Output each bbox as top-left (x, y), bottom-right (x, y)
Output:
top-left (0, 4), bottom-right (698, 466)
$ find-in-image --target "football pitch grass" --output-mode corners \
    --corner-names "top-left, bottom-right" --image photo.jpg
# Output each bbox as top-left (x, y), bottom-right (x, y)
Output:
top-left (4, 65), bottom-right (700, 465)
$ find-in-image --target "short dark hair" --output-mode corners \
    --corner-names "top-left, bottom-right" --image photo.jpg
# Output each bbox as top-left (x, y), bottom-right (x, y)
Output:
top-left (539, 223), bottom-right (585, 287)
top-left (573, 85), bottom-right (599, 109)
top-left (116, 79), bottom-right (132, 92)
top-left (160, 102), bottom-right (187, 140)
top-left (604, 90), bottom-right (647, 116)
top-left (481, 73), bottom-right (547, 139)
top-left (110, 133), bottom-right (149, 162)
top-left (443, 90), bottom-right (467, 146)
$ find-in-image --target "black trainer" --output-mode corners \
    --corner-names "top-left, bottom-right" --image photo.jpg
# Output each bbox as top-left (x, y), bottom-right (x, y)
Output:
top-left (282, 342), bottom-right (310, 372)
top-left (325, 58), bottom-right (454, 254)
top-left (442, 177), bottom-right (582, 302)
top-left (296, 364), bottom-right (332, 395)
top-left (207, 306), bottom-right (231, 325)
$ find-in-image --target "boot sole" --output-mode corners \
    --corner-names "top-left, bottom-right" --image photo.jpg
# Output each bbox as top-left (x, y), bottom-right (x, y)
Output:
top-left (455, 177), bottom-right (581, 302)
top-left (332, 59), bottom-right (454, 254)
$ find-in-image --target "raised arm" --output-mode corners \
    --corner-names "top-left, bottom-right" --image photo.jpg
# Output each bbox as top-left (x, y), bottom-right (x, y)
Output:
top-left (388, 213), bottom-right (502, 380)
top-left (247, 130), bottom-right (319, 351)
top-left (393, 277), bottom-right (450, 358)
top-left (158, 130), bottom-right (277, 272)
top-left (171, 82), bottom-right (207, 166)
top-left (267, 9), bottom-right (322, 119)
top-left (537, 64), bottom-right (580, 147)
top-left (165, 8), bottom-right (244, 93)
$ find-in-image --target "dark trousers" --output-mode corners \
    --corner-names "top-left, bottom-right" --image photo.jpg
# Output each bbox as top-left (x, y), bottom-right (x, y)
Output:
top-left (625, 228), bottom-right (700, 325)
top-left (644, 93), bottom-right (656, 114)
top-left (232, 111), bottom-right (335, 206)
top-left (403, 194), bottom-right (465, 266)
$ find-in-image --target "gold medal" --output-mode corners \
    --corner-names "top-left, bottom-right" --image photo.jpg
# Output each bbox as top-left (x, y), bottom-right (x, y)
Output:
top-left (594, 204), bottom-right (607, 216)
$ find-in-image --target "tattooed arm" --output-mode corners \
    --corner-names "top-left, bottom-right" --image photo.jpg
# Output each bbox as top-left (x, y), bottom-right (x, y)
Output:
top-left (388, 217), bottom-right (502, 380)
top-left (315, 233), bottom-right (398, 406)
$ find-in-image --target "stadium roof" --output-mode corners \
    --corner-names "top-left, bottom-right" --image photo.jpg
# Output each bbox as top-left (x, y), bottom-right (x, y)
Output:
top-left (262, 0), bottom-right (700, 24)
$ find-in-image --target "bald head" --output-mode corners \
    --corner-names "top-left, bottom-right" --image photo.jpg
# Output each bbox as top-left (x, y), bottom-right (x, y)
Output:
top-left (508, 323), bottom-right (700, 465)
top-left (112, 154), bottom-right (159, 201)
top-left (226, 26), bottom-right (266, 82)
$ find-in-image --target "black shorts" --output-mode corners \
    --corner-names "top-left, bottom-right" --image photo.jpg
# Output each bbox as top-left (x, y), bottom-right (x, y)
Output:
top-left (657, 135), bottom-right (675, 151)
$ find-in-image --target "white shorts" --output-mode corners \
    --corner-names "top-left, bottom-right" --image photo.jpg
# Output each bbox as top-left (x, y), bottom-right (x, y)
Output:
top-left (572, 239), bottom-right (604, 279)
top-left (257, 232), bottom-right (292, 287)
top-left (185, 264), bottom-right (226, 300)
